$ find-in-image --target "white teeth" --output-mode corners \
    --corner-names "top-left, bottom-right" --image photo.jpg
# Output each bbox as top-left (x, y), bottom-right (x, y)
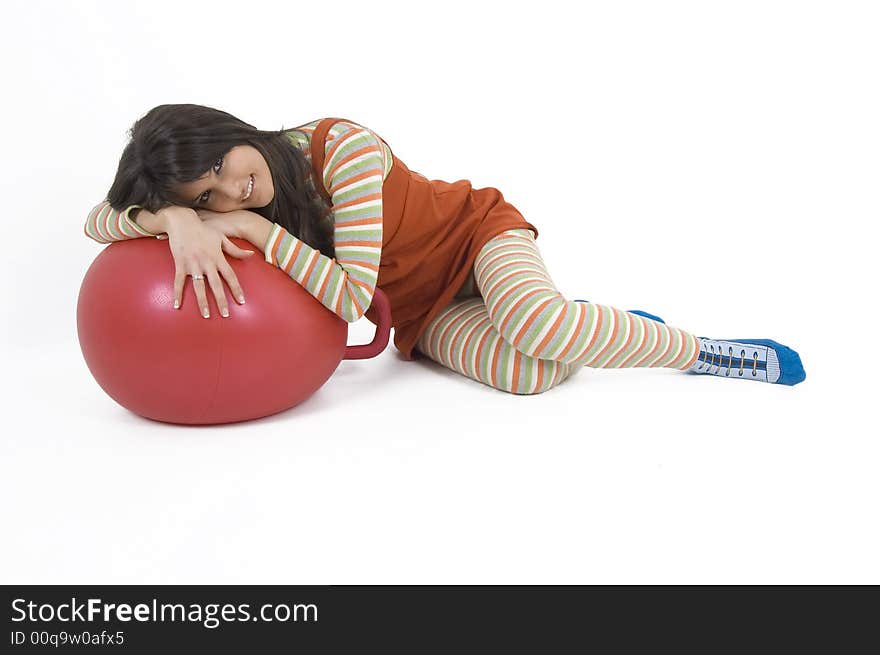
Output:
top-left (244, 175), bottom-right (253, 200)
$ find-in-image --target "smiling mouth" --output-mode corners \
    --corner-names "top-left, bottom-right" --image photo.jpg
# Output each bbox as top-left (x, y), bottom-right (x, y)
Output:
top-left (242, 174), bottom-right (254, 201)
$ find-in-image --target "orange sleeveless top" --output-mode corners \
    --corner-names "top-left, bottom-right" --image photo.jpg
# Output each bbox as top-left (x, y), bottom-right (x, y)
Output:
top-left (310, 118), bottom-right (539, 361)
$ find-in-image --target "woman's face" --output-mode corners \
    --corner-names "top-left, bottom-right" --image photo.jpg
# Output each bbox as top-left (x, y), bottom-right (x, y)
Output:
top-left (173, 144), bottom-right (274, 212)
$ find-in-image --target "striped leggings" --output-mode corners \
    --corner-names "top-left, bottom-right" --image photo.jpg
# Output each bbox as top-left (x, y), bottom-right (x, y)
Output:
top-left (414, 228), bottom-right (702, 394)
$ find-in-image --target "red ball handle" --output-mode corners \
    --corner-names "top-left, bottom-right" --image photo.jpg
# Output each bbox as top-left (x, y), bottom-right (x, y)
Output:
top-left (344, 287), bottom-right (392, 360)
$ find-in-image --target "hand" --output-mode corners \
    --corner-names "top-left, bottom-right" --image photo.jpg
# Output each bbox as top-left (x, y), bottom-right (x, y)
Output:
top-left (163, 208), bottom-right (255, 318)
top-left (194, 208), bottom-right (247, 239)
top-left (196, 208), bottom-right (268, 251)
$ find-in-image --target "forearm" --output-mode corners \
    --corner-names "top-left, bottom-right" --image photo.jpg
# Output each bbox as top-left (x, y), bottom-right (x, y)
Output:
top-left (240, 212), bottom-right (275, 254)
top-left (84, 202), bottom-right (162, 243)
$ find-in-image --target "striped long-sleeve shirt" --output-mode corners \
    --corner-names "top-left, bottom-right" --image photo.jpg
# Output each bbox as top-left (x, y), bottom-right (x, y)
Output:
top-left (83, 119), bottom-right (391, 323)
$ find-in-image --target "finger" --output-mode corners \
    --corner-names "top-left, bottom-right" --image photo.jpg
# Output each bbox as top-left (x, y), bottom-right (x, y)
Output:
top-left (206, 269), bottom-right (229, 318)
top-left (173, 268), bottom-right (186, 309)
top-left (222, 236), bottom-right (255, 259)
top-left (217, 260), bottom-right (246, 305)
top-left (192, 275), bottom-right (210, 318)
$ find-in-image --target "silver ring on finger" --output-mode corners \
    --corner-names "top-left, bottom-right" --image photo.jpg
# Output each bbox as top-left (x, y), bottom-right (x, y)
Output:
top-left (190, 274), bottom-right (205, 281)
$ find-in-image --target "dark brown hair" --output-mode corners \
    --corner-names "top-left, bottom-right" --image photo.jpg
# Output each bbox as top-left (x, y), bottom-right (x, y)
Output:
top-left (105, 103), bottom-right (335, 258)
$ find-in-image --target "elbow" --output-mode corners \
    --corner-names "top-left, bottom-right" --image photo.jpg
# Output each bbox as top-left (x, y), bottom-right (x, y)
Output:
top-left (83, 224), bottom-right (109, 244)
top-left (341, 308), bottom-right (365, 324)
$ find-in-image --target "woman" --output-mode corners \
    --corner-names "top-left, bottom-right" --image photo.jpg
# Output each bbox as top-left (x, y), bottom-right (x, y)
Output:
top-left (85, 104), bottom-right (806, 394)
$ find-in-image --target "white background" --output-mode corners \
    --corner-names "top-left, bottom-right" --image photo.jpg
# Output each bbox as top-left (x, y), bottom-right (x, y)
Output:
top-left (1, 0), bottom-right (877, 584)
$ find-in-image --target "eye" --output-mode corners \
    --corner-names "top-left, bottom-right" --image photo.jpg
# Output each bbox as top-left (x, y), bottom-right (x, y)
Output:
top-left (197, 155), bottom-right (224, 205)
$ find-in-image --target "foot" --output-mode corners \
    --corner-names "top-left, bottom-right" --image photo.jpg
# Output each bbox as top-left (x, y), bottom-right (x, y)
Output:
top-left (687, 337), bottom-right (806, 386)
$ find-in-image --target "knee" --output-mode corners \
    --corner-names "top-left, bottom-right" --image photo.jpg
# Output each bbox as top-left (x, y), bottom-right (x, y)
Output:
top-left (491, 294), bottom-right (586, 361)
top-left (490, 353), bottom-right (575, 395)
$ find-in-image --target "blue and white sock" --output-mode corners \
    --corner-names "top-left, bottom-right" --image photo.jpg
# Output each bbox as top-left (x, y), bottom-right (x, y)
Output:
top-left (687, 337), bottom-right (806, 386)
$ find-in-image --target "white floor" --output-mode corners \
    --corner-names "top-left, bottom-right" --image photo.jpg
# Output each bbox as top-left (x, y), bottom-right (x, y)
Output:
top-left (3, 323), bottom-right (874, 585)
top-left (4, 0), bottom-right (877, 585)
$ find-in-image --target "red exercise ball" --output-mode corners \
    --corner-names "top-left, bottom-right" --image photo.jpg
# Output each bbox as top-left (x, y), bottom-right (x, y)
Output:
top-left (77, 237), bottom-right (391, 425)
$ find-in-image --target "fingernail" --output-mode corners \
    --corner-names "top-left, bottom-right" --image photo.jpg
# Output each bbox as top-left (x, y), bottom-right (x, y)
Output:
top-left (221, 309), bottom-right (229, 317)
top-left (238, 295), bottom-right (246, 304)
top-left (173, 301), bottom-right (179, 309)
top-left (202, 310), bottom-right (209, 318)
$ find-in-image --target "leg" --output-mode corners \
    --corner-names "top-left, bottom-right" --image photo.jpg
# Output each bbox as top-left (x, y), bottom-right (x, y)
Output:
top-left (414, 296), bottom-right (579, 394)
top-left (474, 228), bottom-right (702, 371)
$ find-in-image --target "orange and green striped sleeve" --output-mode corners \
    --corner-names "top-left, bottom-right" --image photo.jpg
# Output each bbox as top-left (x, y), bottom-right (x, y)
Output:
top-left (262, 121), bottom-right (387, 324)
top-left (83, 202), bottom-right (164, 243)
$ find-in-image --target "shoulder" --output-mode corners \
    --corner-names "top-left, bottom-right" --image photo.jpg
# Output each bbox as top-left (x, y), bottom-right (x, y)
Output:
top-left (286, 118), bottom-right (393, 182)
top-left (287, 118), bottom-right (388, 150)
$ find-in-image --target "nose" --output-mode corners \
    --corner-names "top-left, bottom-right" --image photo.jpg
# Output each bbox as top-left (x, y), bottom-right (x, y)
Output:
top-left (226, 179), bottom-right (246, 203)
